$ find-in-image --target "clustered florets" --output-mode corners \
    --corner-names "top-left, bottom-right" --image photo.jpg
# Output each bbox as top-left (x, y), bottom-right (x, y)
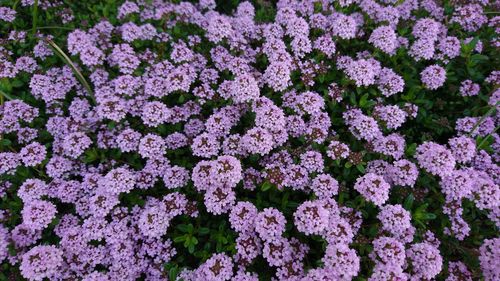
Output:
top-left (0, 0), bottom-right (498, 280)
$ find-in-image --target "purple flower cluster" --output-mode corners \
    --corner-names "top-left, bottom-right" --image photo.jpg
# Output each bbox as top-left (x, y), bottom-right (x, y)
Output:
top-left (0, 0), bottom-right (498, 280)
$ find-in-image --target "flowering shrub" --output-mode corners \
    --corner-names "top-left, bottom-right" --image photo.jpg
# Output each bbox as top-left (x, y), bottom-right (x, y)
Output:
top-left (0, 0), bottom-right (499, 280)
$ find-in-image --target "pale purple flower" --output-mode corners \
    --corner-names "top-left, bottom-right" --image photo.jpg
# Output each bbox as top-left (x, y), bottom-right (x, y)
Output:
top-left (421, 65), bottom-right (446, 90)
top-left (20, 245), bottom-right (63, 281)
top-left (255, 208), bottom-right (286, 240)
top-left (354, 173), bottom-right (391, 207)
top-left (19, 142), bottom-right (47, 167)
top-left (294, 200), bottom-right (329, 235)
top-left (22, 200), bottom-right (57, 231)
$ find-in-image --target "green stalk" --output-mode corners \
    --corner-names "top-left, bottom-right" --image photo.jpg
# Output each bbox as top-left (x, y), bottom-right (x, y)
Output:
top-left (44, 39), bottom-right (96, 105)
top-left (35, 26), bottom-right (76, 31)
top-left (467, 101), bottom-right (500, 137)
top-left (0, 89), bottom-right (15, 101)
top-left (32, 0), bottom-right (38, 35)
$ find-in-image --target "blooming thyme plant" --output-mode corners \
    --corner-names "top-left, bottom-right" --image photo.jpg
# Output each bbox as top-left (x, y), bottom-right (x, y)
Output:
top-left (0, 0), bottom-right (499, 280)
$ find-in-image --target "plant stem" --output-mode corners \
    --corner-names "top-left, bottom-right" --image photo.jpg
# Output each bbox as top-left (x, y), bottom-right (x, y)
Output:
top-left (44, 39), bottom-right (96, 105)
top-left (32, 0), bottom-right (38, 35)
top-left (35, 26), bottom-right (76, 31)
top-left (0, 89), bottom-right (14, 101)
top-left (467, 101), bottom-right (500, 137)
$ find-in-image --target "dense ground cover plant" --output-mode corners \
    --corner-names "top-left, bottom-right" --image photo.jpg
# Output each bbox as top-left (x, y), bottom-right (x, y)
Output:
top-left (0, 0), bottom-right (499, 280)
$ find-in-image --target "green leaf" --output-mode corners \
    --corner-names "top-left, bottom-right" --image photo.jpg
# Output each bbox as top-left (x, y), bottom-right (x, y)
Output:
top-left (177, 224), bottom-right (190, 233)
top-left (356, 164), bottom-right (365, 173)
top-left (173, 235), bottom-right (186, 243)
top-left (261, 181), bottom-right (273, 191)
top-left (169, 266), bottom-right (178, 281)
top-left (0, 138), bottom-right (12, 146)
top-left (403, 194), bottom-right (415, 210)
top-left (198, 227), bottom-right (210, 235)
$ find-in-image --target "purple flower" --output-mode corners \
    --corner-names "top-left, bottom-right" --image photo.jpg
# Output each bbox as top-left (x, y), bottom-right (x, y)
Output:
top-left (416, 141), bottom-right (456, 177)
top-left (141, 101), bottom-right (171, 127)
top-left (102, 167), bottom-right (136, 194)
top-left (372, 133), bottom-right (406, 159)
top-left (447, 261), bottom-right (472, 281)
top-left (388, 159), bottom-right (418, 187)
top-left (370, 236), bottom-right (405, 267)
top-left (229, 201), bottom-right (258, 233)
top-left (262, 237), bottom-right (292, 267)
top-left (406, 242), bottom-right (443, 280)
top-left (377, 68), bottom-right (404, 97)
top-left (199, 253), bottom-right (233, 281)
top-left (331, 13), bottom-right (358, 39)
top-left (421, 65), bottom-right (446, 90)
top-left (354, 173), bottom-right (391, 207)
top-left (116, 128), bottom-right (141, 152)
top-left (20, 142), bottom-right (47, 167)
top-left (204, 185), bottom-right (236, 215)
top-left (18, 179), bottom-right (48, 203)
top-left (323, 217), bottom-right (354, 245)
top-left (162, 166), bottom-right (189, 189)
top-left (322, 243), bottom-right (360, 279)
top-left (0, 152), bottom-right (20, 174)
top-left (343, 109), bottom-right (382, 141)
top-left (0, 7), bottom-right (16, 22)
top-left (255, 207), bottom-right (286, 240)
top-left (479, 238), bottom-right (500, 281)
top-left (369, 26), bottom-right (397, 54)
top-left (230, 73), bottom-right (260, 103)
top-left (451, 4), bottom-right (487, 32)
top-left (440, 169), bottom-right (474, 201)
top-left (0, 225), bottom-right (8, 263)
top-left (294, 200), bottom-right (329, 235)
top-left (311, 174), bottom-right (339, 199)
top-left (22, 200), bottom-right (57, 231)
top-left (241, 127), bottom-right (274, 156)
top-left (62, 132), bottom-right (92, 158)
top-left (139, 134), bottom-right (166, 159)
top-left (344, 59), bottom-right (379, 87)
top-left (459, 80), bottom-right (480, 97)
top-left (20, 245), bottom-right (63, 281)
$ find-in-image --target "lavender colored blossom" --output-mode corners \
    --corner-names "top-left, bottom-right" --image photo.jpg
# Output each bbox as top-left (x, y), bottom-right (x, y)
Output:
top-left (20, 245), bottom-right (63, 281)
top-left (369, 26), bottom-right (397, 54)
top-left (102, 167), bottom-right (136, 194)
top-left (191, 132), bottom-right (220, 158)
top-left (262, 237), bottom-right (292, 267)
top-left (311, 174), bottom-right (339, 199)
top-left (370, 236), bottom-right (405, 267)
top-left (421, 65), bottom-right (446, 90)
top-left (62, 132), bottom-right (92, 158)
top-left (322, 243), bottom-right (360, 279)
top-left (377, 68), bottom-right (404, 97)
top-left (406, 242), bottom-right (443, 280)
top-left (229, 201), bottom-right (258, 233)
top-left (354, 173), bottom-right (391, 206)
top-left (327, 140), bottom-right (350, 160)
top-left (479, 238), bottom-right (500, 281)
top-left (22, 200), bottom-right (57, 231)
top-left (0, 7), bottom-right (16, 22)
top-left (241, 127), bottom-right (274, 156)
top-left (293, 200), bottom-right (329, 235)
top-left (139, 134), bottom-right (166, 159)
top-left (388, 159), bottom-right (418, 187)
top-left (255, 208), bottom-right (286, 240)
top-left (19, 142), bottom-right (47, 167)
top-left (459, 80), bottom-right (480, 97)
top-left (416, 142), bottom-right (456, 177)
top-left (451, 4), bottom-right (487, 32)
